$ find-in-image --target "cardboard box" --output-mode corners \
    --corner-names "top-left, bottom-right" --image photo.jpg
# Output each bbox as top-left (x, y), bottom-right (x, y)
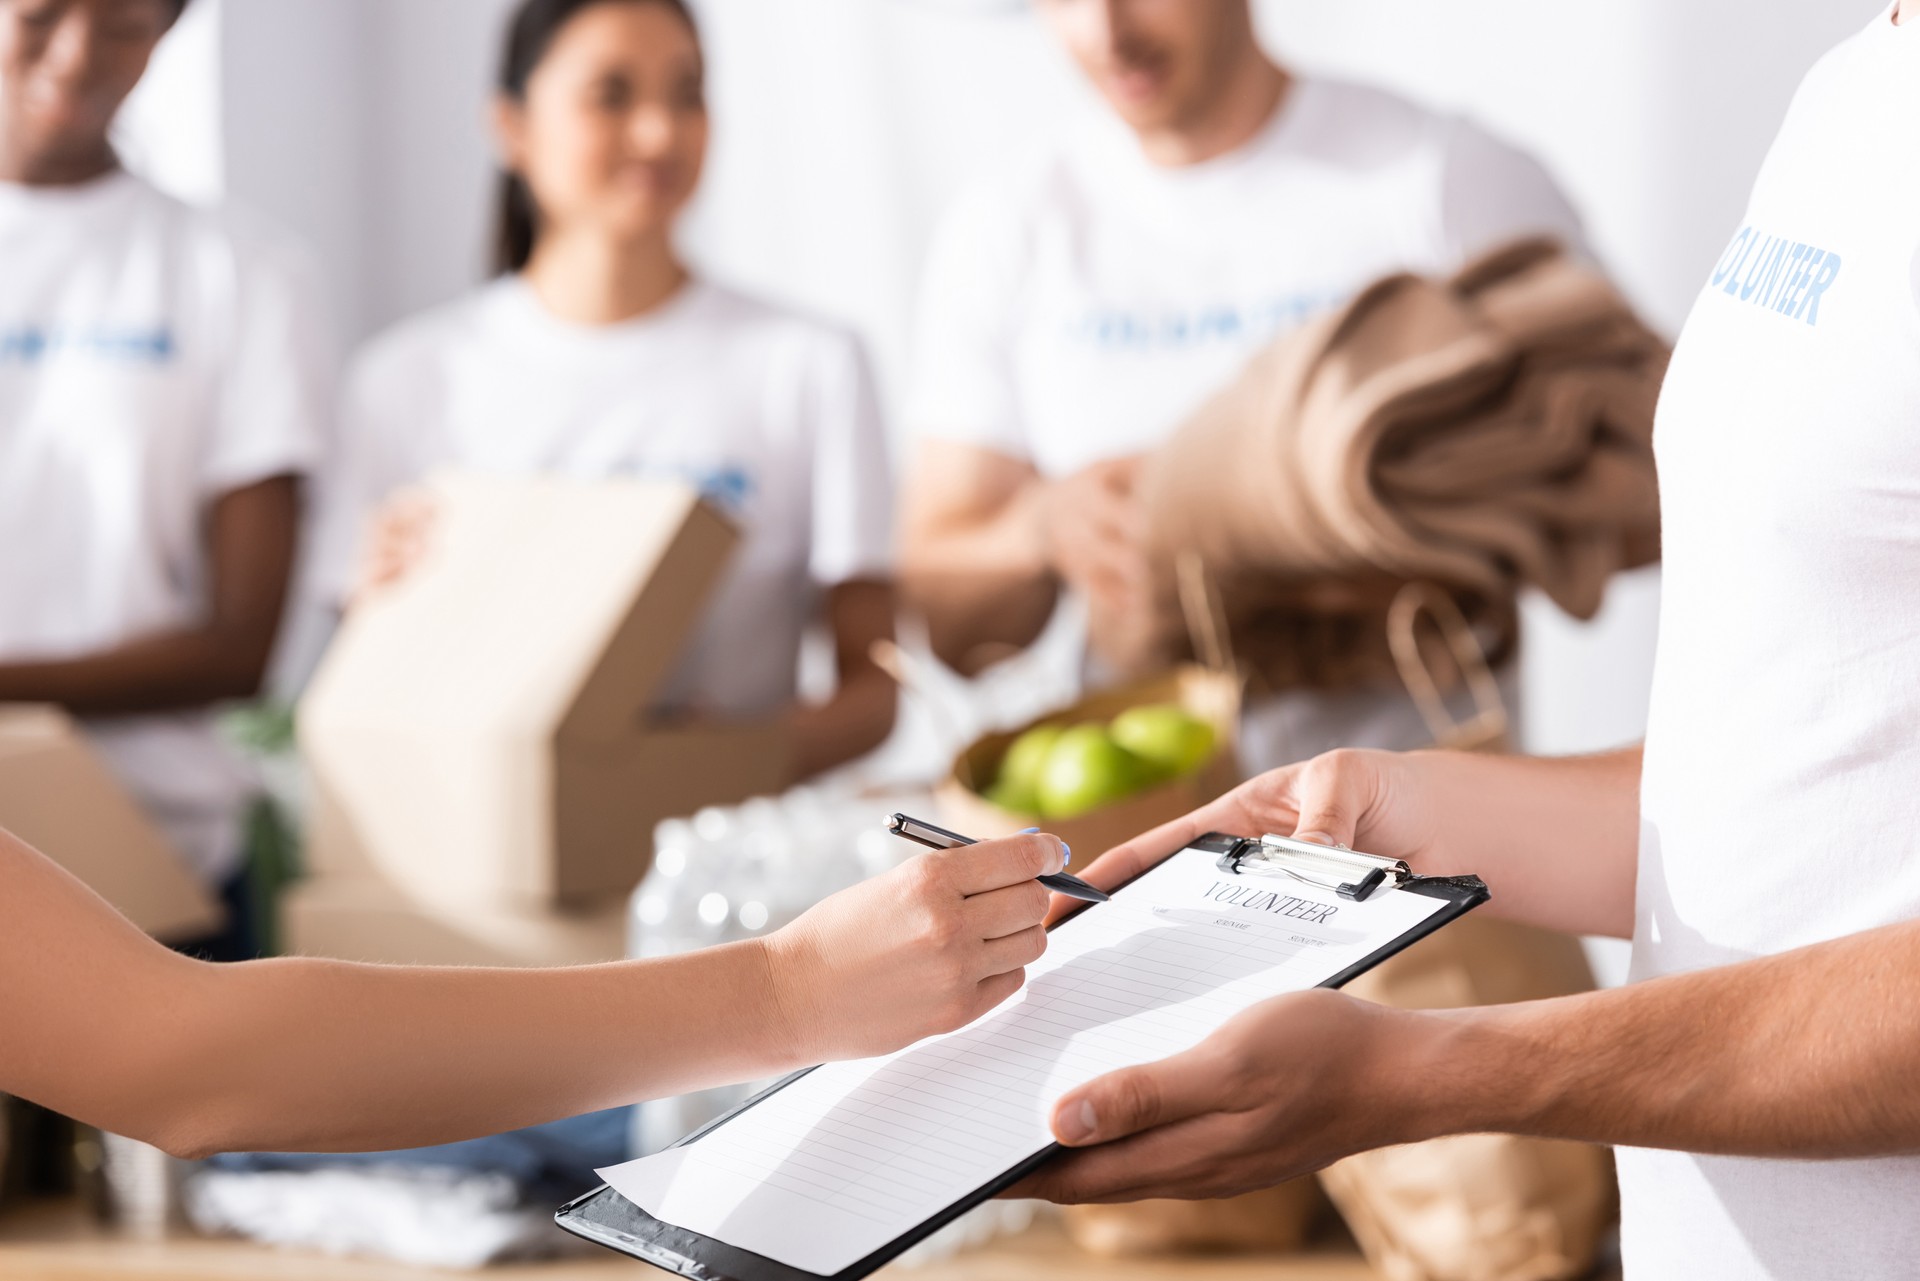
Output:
top-left (936, 666), bottom-right (1243, 860)
top-left (298, 474), bottom-right (789, 912)
top-left (0, 705), bottom-right (223, 942)
top-left (283, 875), bottom-right (625, 967)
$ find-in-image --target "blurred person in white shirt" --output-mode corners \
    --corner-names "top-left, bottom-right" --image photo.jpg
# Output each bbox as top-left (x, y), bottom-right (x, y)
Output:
top-left (1017, 7), bottom-right (1920, 1278)
top-left (899, 0), bottom-right (1590, 770)
top-left (0, 0), bottom-right (330, 959)
top-left (322, 0), bottom-right (897, 785)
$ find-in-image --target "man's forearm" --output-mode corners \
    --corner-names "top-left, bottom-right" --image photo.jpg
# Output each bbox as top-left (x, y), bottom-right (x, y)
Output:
top-left (1409, 916), bottom-right (1920, 1157)
top-left (785, 579), bottom-right (901, 781)
top-left (787, 665), bottom-right (897, 783)
top-left (900, 490), bottom-right (1059, 673)
top-left (5, 474), bottom-right (302, 715)
top-left (906, 573), bottom-right (1058, 674)
top-left (1398, 746), bottom-right (1642, 937)
top-left (0, 626), bottom-right (274, 714)
top-left (1120, 745), bottom-right (1644, 939)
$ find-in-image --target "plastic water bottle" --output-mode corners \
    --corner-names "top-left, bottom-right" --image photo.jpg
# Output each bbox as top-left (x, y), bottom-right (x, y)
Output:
top-left (624, 789), bottom-right (1042, 1260)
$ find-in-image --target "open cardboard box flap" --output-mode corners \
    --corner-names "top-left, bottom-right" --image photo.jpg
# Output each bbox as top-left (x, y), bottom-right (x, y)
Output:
top-left (0, 705), bottom-right (223, 942)
top-left (299, 474), bottom-right (789, 912)
top-left (283, 875), bottom-right (626, 968)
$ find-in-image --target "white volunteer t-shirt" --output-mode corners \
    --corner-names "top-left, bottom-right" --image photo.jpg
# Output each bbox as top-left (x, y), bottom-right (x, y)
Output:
top-left (0, 171), bottom-right (329, 883)
top-left (907, 78), bottom-right (1584, 763)
top-left (1626, 9), bottom-right (1920, 1277)
top-left (324, 277), bottom-right (894, 720)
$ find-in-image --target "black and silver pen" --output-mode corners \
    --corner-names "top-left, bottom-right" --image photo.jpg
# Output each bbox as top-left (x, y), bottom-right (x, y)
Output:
top-left (886, 813), bottom-right (1110, 903)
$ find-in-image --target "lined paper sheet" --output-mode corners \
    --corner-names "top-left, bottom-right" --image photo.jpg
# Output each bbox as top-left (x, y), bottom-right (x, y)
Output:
top-left (598, 847), bottom-right (1448, 1275)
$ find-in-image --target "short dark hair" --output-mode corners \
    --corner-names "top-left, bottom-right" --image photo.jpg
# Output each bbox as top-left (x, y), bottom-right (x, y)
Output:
top-left (491, 0), bottom-right (700, 276)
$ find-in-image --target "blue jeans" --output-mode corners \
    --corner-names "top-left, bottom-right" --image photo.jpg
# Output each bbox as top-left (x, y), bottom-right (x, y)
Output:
top-left (203, 1107), bottom-right (633, 1204)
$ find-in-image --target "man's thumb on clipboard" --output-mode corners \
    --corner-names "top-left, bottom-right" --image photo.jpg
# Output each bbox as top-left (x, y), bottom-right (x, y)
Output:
top-left (1060, 749), bottom-right (1451, 930)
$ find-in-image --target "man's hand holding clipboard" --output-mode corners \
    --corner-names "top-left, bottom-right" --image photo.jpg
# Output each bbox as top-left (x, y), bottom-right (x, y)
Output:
top-left (1042, 748), bottom-right (1453, 926)
top-left (1014, 750), bottom-right (1455, 1203)
top-left (1017, 746), bottom-right (1635, 1205)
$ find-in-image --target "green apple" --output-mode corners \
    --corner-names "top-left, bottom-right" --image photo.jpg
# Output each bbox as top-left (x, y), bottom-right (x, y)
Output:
top-left (1109, 703), bottom-right (1216, 779)
top-left (1037, 725), bottom-right (1154, 819)
top-left (996, 724), bottom-right (1063, 799)
top-left (984, 779), bottom-right (1040, 817)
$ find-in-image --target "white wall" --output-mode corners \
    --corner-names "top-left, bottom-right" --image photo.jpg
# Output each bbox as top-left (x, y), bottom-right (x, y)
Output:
top-left (220, 0), bottom-right (374, 352)
top-left (114, 0), bottom-right (224, 206)
top-left (351, 0), bottom-right (521, 334)
top-left (136, 0), bottom-right (1887, 763)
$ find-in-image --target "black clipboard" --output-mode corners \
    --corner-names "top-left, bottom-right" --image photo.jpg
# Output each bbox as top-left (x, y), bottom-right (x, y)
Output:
top-left (556, 833), bottom-right (1489, 1281)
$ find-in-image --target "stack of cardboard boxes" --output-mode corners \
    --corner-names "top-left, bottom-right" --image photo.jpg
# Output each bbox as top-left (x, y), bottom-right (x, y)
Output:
top-left (0, 705), bottom-right (223, 942)
top-left (291, 475), bottom-right (789, 967)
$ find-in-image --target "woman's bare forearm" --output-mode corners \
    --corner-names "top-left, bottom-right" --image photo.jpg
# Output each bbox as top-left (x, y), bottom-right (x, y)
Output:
top-left (0, 829), bottom-right (798, 1157)
top-left (138, 946), bottom-right (797, 1158)
top-left (4, 821), bottom-right (1067, 1160)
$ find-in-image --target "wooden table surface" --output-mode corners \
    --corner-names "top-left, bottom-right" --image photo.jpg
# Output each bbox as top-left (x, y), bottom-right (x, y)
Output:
top-left (0, 1197), bottom-right (1382, 1281)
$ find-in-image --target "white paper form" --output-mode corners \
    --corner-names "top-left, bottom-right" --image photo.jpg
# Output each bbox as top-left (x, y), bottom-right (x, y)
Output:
top-left (597, 846), bottom-right (1450, 1275)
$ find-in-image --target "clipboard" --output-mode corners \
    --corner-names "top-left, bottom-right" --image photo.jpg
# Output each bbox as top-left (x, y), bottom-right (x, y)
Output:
top-left (556, 833), bottom-right (1489, 1280)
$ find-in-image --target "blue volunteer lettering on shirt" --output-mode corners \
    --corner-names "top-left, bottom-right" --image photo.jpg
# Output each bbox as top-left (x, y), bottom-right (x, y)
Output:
top-left (0, 324), bottom-right (175, 365)
top-left (1066, 289), bottom-right (1349, 352)
top-left (1709, 226), bottom-right (1843, 326)
top-left (608, 459), bottom-right (755, 517)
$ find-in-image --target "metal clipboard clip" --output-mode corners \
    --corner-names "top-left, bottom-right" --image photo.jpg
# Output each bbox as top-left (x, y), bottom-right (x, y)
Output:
top-left (1215, 835), bottom-right (1412, 903)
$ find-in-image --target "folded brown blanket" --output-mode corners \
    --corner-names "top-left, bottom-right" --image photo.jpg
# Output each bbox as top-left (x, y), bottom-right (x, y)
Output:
top-left (1125, 239), bottom-right (1666, 691)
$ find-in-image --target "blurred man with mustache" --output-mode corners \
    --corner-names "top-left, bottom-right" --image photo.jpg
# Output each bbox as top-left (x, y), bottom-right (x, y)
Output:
top-left (900, 0), bottom-right (1588, 768)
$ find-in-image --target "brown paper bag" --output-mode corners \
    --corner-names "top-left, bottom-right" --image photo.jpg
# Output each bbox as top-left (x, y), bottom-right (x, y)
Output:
top-left (1315, 584), bottom-right (1615, 1281)
top-left (1062, 1178), bottom-right (1330, 1258)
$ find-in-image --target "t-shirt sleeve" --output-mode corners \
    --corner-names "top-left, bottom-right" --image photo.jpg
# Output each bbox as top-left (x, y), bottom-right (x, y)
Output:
top-left (1436, 119), bottom-right (1593, 265)
top-left (902, 186), bottom-right (1033, 461)
top-left (806, 329), bottom-right (896, 586)
top-left (198, 219), bottom-right (332, 498)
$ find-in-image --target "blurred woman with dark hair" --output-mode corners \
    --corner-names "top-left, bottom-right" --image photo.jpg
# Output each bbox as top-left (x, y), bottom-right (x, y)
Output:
top-left (0, 0), bottom-right (328, 960)
top-left (325, 0), bottom-right (899, 785)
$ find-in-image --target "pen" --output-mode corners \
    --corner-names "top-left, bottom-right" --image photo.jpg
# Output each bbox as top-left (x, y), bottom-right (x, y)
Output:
top-left (886, 813), bottom-right (1111, 903)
